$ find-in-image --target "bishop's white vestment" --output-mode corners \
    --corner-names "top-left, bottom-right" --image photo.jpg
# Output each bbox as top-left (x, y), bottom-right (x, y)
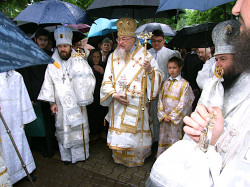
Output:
top-left (0, 71), bottom-right (36, 184)
top-left (38, 49), bottom-right (95, 163)
top-left (100, 40), bottom-right (162, 167)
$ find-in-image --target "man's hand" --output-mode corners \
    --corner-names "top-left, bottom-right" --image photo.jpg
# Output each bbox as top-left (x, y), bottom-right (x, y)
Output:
top-left (143, 59), bottom-right (153, 73)
top-left (183, 104), bottom-right (224, 145)
top-left (164, 116), bottom-right (171, 123)
top-left (50, 103), bottom-right (58, 114)
top-left (113, 93), bottom-right (129, 106)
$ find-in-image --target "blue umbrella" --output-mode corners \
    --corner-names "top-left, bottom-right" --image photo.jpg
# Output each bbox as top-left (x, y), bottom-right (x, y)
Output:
top-left (88, 18), bottom-right (118, 38)
top-left (157, 0), bottom-right (235, 12)
top-left (14, 0), bottom-right (92, 24)
top-left (0, 11), bottom-right (54, 73)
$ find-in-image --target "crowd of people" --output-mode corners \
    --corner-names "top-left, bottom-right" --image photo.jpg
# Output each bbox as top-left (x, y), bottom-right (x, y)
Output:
top-left (0, 0), bottom-right (249, 185)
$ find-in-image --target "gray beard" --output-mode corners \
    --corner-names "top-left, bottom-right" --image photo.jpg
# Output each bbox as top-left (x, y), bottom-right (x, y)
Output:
top-left (114, 47), bottom-right (127, 60)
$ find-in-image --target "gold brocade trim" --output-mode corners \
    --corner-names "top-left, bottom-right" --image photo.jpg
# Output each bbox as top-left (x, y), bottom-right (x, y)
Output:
top-left (168, 80), bottom-right (175, 91)
top-left (160, 81), bottom-right (165, 97)
top-left (158, 143), bottom-right (172, 147)
top-left (0, 168), bottom-right (7, 176)
top-left (114, 150), bottom-right (136, 157)
top-left (169, 116), bottom-right (177, 126)
top-left (127, 103), bottom-right (139, 110)
top-left (180, 80), bottom-right (187, 99)
top-left (120, 123), bottom-right (137, 133)
top-left (125, 111), bottom-right (137, 118)
top-left (159, 114), bottom-right (168, 122)
top-left (107, 143), bottom-right (152, 151)
top-left (100, 90), bottom-right (116, 103)
top-left (111, 53), bottom-right (115, 81)
top-left (163, 94), bottom-right (180, 101)
top-left (158, 106), bottom-right (164, 111)
top-left (113, 150), bottom-right (151, 167)
top-left (109, 126), bottom-right (152, 133)
top-left (111, 100), bottom-right (115, 128)
top-left (174, 108), bottom-right (185, 119)
top-left (101, 81), bottom-right (113, 87)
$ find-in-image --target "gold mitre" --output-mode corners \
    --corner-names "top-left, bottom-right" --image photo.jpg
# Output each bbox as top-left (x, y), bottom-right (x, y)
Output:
top-left (116, 17), bottom-right (137, 37)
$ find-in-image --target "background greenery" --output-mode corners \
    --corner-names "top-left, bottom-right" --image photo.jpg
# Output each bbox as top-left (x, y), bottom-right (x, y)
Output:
top-left (0, 0), bottom-right (236, 30)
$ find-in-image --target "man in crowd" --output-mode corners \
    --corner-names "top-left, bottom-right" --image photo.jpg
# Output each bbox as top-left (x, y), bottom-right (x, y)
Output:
top-left (183, 3), bottom-right (250, 185)
top-left (198, 47), bottom-right (212, 63)
top-left (148, 30), bottom-right (176, 143)
top-left (100, 17), bottom-right (162, 167)
top-left (0, 71), bottom-right (36, 184)
top-left (38, 27), bottom-right (96, 164)
top-left (17, 29), bottom-right (56, 158)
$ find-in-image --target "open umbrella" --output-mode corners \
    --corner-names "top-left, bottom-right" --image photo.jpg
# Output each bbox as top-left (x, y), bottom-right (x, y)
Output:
top-left (135, 22), bottom-right (176, 37)
top-left (14, 0), bottom-right (92, 24)
top-left (67, 24), bottom-right (90, 33)
top-left (86, 0), bottom-right (182, 19)
top-left (157, 0), bottom-right (235, 12)
top-left (0, 11), bottom-right (54, 73)
top-left (88, 18), bottom-right (118, 38)
top-left (167, 22), bottom-right (217, 48)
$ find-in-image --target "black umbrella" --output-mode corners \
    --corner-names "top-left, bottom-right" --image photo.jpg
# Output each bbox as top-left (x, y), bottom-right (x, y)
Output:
top-left (168, 23), bottom-right (217, 49)
top-left (86, 0), bottom-right (182, 19)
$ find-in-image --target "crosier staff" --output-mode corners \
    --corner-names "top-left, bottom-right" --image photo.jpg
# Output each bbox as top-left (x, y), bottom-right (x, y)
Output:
top-left (139, 32), bottom-right (153, 162)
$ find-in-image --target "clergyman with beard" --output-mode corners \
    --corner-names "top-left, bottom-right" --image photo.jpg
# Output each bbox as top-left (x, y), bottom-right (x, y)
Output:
top-left (38, 27), bottom-right (96, 164)
top-left (100, 17), bottom-right (162, 167)
top-left (182, 15), bottom-right (250, 186)
top-left (146, 17), bottom-right (250, 187)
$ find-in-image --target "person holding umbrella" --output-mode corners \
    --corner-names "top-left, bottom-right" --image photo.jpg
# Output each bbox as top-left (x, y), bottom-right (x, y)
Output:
top-left (100, 17), bottom-right (162, 167)
top-left (38, 27), bottom-right (96, 164)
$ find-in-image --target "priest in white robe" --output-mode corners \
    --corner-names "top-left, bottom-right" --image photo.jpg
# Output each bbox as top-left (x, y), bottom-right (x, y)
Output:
top-left (100, 17), bottom-right (162, 167)
top-left (38, 27), bottom-right (95, 164)
top-left (0, 71), bottom-right (36, 184)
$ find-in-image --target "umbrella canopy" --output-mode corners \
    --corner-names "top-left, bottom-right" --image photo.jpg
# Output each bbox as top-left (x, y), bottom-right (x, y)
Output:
top-left (14, 0), bottom-right (92, 24)
top-left (167, 23), bottom-right (217, 49)
top-left (88, 18), bottom-right (117, 38)
top-left (0, 12), bottom-right (54, 73)
top-left (67, 24), bottom-right (90, 33)
top-left (86, 0), bottom-right (182, 19)
top-left (135, 22), bottom-right (176, 37)
top-left (157, 0), bottom-right (235, 12)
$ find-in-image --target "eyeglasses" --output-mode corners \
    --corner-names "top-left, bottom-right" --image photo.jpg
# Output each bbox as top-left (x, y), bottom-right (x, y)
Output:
top-left (116, 37), bottom-right (132, 43)
top-left (151, 39), bottom-right (163, 43)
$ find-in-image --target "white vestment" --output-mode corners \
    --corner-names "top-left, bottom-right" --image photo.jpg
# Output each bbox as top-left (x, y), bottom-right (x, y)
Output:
top-left (148, 47), bottom-right (176, 142)
top-left (0, 148), bottom-right (11, 186)
top-left (100, 40), bottom-right (162, 167)
top-left (147, 71), bottom-right (250, 186)
top-left (38, 49), bottom-right (95, 163)
top-left (0, 71), bottom-right (36, 184)
top-left (196, 57), bottom-right (216, 90)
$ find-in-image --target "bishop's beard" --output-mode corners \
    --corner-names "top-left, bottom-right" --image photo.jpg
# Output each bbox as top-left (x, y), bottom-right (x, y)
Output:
top-left (234, 27), bottom-right (250, 74)
top-left (114, 46), bottom-right (127, 60)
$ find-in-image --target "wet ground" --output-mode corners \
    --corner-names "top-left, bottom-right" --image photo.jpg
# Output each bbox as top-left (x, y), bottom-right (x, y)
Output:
top-left (14, 139), bottom-right (157, 187)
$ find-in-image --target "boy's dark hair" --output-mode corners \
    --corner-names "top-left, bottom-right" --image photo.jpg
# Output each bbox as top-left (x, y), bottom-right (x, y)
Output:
top-left (152, 29), bottom-right (164, 38)
top-left (168, 56), bottom-right (183, 67)
top-left (35, 29), bottom-right (50, 39)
